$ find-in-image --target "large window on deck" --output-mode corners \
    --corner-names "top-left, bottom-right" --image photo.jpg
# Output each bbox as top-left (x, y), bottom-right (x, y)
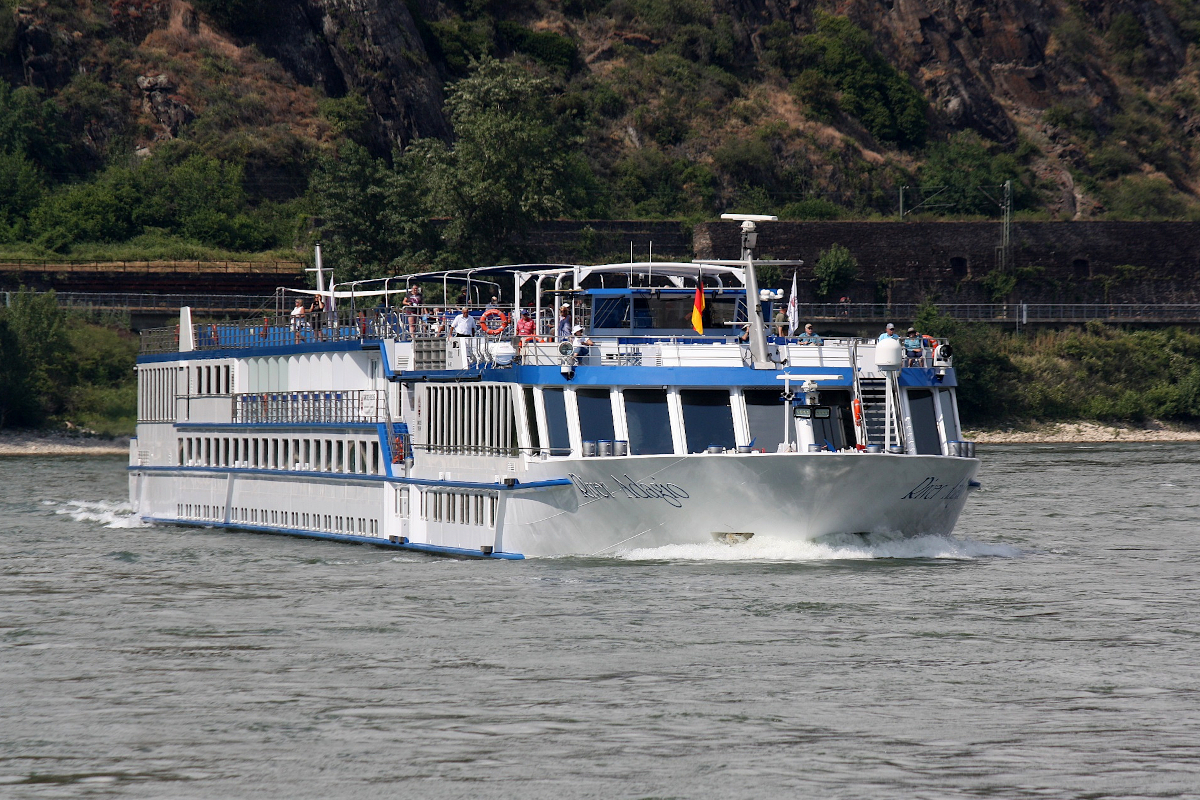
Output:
top-left (744, 389), bottom-right (786, 454)
top-left (592, 297), bottom-right (630, 329)
top-left (623, 389), bottom-right (673, 454)
top-left (680, 390), bottom-right (735, 453)
top-left (576, 388), bottom-right (615, 442)
top-left (542, 388), bottom-right (571, 455)
top-left (907, 389), bottom-right (942, 455)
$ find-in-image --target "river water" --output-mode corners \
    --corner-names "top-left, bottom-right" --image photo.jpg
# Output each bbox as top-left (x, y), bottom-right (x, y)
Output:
top-left (2, 443), bottom-right (1199, 799)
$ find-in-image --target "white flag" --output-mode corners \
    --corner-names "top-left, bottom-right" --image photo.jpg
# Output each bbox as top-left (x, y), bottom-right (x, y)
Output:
top-left (786, 270), bottom-right (799, 336)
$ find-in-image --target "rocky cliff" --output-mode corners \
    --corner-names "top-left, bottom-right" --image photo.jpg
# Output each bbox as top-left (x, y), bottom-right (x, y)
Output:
top-left (2, 0), bottom-right (1198, 220)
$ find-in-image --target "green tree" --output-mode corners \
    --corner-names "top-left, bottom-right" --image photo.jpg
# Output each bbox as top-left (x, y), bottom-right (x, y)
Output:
top-left (812, 243), bottom-right (858, 298)
top-left (913, 304), bottom-right (1019, 423)
top-left (0, 150), bottom-right (44, 233)
top-left (796, 15), bottom-right (928, 148)
top-left (415, 57), bottom-right (578, 262)
top-left (0, 290), bottom-right (73, 426)
top-left (918, 131), bottom-right (1026, 217)
top-left (311, 142), bottom-right (440, 281)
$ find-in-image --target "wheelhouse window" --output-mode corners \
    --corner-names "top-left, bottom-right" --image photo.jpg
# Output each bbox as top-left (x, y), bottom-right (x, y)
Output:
top-left (592, 296), bottom-right (630, 329)
top-left (576, 388), bottom-right (615, 443)
top-left (623, 388), bottom-right (673, 454)
top-left (907, 389), bottom-right (942, 455)
top-left (937, 388), bottom-right (959, 442)
top-left (542, 388), bottom-right (571, 455)
top-left (680, 390), bottom-right (735, 453)
top-left (523, 387), bottom-right (541, 455)
top-left (743, 389), bottom-right (786, 454)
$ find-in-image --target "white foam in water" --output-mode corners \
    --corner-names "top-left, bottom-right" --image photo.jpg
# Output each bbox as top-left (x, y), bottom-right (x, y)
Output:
top-left (616, 533), bottom-right (1022, 562)
top-left (55, 500), bottom-right (149, 529)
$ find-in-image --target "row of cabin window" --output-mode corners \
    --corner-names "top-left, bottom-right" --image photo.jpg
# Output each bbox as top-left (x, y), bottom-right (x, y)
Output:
top-left (420, 490), bottom-right (497, 527)
top-left (194, 364), bottom-right (232, 395)
top-left (138, 366), bottom-right (178, 422)
top-left (178, 503), bottom-right (379, 536)
top-left (179, 435), bottom-right (383, 474)
top-left (525, 387), bottom-right (844, 456)
top-left (424, 384), bottom-right (518, 457)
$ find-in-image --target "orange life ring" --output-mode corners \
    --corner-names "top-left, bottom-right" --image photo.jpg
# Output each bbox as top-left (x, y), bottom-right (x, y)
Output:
top-left (480, 308), bottom-right (508, 336)
top-left (852, 398), bottom-right (863, 425)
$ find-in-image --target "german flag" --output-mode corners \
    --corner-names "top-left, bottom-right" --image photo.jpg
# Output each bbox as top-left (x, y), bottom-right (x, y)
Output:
top-left (691, 280), bottom-right (704, 334)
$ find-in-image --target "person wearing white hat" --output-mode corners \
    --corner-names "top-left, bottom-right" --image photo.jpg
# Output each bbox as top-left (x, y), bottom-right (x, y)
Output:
top-left (557, 304), bottom-right (572, 341)
top-left (571, 324), bottom-right (594, 358)
top-left (877, 322), bottom-right (900, 342)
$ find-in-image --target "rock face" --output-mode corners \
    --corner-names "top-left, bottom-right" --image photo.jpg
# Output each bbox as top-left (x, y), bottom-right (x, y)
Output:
top-left (136, 74), bottom-right (195, 138)
top-left (245, 0), bottom-right (450, 149)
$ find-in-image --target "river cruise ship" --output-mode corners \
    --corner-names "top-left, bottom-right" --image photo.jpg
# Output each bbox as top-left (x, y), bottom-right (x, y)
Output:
top-left (129, 218), bottom-right (980, 558)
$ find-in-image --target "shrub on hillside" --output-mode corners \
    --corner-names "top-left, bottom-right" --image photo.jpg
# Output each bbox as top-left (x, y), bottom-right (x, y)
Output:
top-left (813, 243), bottom-right (858, 299)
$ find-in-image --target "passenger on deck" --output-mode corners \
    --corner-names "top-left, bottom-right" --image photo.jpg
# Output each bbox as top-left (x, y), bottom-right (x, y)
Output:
top-left (877, 322), bottom-right (899, 341)
top-left (797, 323), bottom-right (823, 345)
top-left (309, 293), bottom-right (326, 340)
top-left (486, 295), bottom-right (499, 310)
top-left (557, 304), bottom-right (572, 341)
top-left (903, 327), bottom-right (924, 366)
top-left (402, 291), bottom-right (419, 335)
top-left (773, 307), bottom-right (787, 336)
top-left (450, 307), bottom-right (478, 337)
top-left (516, 310), bottom-right (536, 337)
top-left (571, 325), bottom-right (594, 359)
top-left (290, 298), bottom-right (307, 343)
top-left (430, 307), bottom-right (446, 336)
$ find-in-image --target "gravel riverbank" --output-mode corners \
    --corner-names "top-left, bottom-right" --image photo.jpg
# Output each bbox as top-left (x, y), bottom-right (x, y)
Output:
top-left (2, 421), bottom-right (1198, 455)
top-left (964, 420), bottom-right (1200, 444)
top-left (0, 433), bottom-right (129, 456)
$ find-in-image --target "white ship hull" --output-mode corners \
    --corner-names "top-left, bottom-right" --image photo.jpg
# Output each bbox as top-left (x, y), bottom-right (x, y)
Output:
top-left (504, 452), bottom-right (979, 556)
top-left (131, 451), bottom-right (979, 559)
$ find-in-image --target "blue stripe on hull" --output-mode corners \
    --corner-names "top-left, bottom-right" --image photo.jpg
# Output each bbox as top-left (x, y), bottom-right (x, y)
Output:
top-left (129, 464), bottom-right (572, 491)
top-left (141, 516), bottom-right (525, 559)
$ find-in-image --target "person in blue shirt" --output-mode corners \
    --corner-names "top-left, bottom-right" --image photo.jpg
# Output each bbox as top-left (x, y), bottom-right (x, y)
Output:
top-left (557, 304), bottom-right (572, 341)
top-left (797, 323), bottom-right (823, 345)
top-left (903, 327), bottom-right (925, 365)
top-left (877, 322), bottom-right (899, 341)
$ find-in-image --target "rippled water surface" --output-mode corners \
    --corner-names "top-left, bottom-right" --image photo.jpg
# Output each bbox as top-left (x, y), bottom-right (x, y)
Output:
top-left (3, 444), bottom-right (1200, 799)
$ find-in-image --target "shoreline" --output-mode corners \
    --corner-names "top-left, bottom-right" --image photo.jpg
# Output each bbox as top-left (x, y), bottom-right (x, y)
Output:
top-left (1, 420), bottom-right (1198, 455)
top-left (0, 433), bottom-right (130, 456)
top-left (963, 419), bottom-right (1200, 444)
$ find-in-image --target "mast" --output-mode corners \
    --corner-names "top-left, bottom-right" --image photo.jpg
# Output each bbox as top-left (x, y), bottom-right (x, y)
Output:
top-left (721, 213), bottom-right (776, 370)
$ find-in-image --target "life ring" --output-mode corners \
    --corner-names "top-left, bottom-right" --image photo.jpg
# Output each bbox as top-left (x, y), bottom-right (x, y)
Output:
top-left (852, 398), bottom-right (863, 425)
top-left (480, 309), bottom-right (508, 336)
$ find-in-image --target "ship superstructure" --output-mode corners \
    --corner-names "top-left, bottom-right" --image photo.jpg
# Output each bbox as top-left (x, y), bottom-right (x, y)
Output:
top-left (130, 222), bottom-right (979, 558)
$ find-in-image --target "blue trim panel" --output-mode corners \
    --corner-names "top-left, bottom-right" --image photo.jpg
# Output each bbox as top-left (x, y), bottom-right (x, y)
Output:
top-left (128, 464), bottom-right (572, 491)
top-left (898, 367), bottom-right (958, 388)
top-left (141, 517), bottom-right (524, 559)
top-left (398, 365), bottom-right (854, 387)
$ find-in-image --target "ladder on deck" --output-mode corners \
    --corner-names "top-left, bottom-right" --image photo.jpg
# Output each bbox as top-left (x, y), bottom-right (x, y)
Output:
top-left (857, 378), bottom-right (888, 445)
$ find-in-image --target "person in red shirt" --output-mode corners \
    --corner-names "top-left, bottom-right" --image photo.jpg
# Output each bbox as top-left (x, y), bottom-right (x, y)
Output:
top-left (515, 309), bottom-right (536, 337)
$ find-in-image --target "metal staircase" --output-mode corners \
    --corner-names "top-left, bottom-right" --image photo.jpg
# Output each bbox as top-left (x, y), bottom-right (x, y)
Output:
top-left (857, 378), bottom-right (888, 445)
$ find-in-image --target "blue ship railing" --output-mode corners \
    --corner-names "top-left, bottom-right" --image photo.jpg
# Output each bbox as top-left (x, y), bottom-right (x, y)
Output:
top-left (232, 390), bottom-right (386, 425)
